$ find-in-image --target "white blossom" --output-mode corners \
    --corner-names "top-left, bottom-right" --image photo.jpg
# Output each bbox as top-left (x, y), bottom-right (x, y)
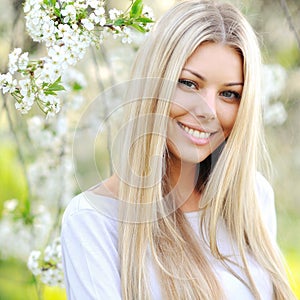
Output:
top-left (42, 18), bottom-right (56, 42)
top-left (15, 94), bottom-right (34, 114)
top-left (3, 199), bottom-right (18, 212)
top-left (87, 0), bottom-right (102, 9)
top-left (27, 251), bottom-right (42, 276)
top-left (42, 94), bottom-right (61, 118)
top-left (262, 64), bottom-right (287, 105)
top-left (27, 237), bottom-right (64, 287)
top-left (0, 201), bottom-right (52, 261)
top-left (0, 72), bottom-right (17, 94)
top-left (109, 8), bottom-right (123, 21)
top-left (143, 5), bottom-right (155, 20)
top-left (81, 18), bottom-right (95, 31)
top-left (38, 59), bottom-right (61, 83)
top-left (71, 1), bottom-right (88, 10)
top-left (61, 4), bottom-right (77, 23)
top-left (19, 78), bottom-right (31, 96)
top-left (26, 6), bottom-right (50, 43)
top-left (95, 7), bottom-right (105, 16)
top-left (0, 74), bottom-right (6, 85)
top-left (8, 48), bottom-right (22, 74)
top-left (18, 52), bottom-right (29, 70)
top-left (262, 64), bottom-right (288, 126)
top-left (57, 24), bottom-right (72, 37)
top-left (48, 45), bottom-right (65, 63)
top-left (264, 102), bottom-right (288, 126)
top-left (121, 27), bottom-right (133, 44)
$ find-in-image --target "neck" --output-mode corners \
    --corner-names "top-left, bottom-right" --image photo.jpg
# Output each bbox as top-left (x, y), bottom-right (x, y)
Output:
top-left (169, 157), bottom-right (201, 212)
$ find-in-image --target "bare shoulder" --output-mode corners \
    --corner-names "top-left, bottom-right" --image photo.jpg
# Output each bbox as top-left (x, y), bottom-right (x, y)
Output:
top-left (88, 174), bottom-right (119, 200)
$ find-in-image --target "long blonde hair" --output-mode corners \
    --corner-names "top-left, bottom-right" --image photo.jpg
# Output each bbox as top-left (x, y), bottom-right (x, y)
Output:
top-left (117, 1), bottom-right (296, 299)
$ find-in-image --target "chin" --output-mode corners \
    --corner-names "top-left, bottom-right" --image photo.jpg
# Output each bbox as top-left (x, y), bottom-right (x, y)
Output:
top-left (168, 148), bottom-right (212, 165)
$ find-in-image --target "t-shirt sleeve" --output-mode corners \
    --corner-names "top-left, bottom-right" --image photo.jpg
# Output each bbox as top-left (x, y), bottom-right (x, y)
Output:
top-left (61, 200), bottom-right (121, 300)
top-left (255, 173), bottom-right (277, 241)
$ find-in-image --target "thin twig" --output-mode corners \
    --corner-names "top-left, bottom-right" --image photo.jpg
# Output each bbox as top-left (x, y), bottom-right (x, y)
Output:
top-left (91, 47), bottom-right (113, 175)
top-left (0, 96), bottom-right (6, 119)
top-left (45, 132), bottom-right (67, 243)
top-left (279, 0), bottom-right (300, 50)
top-left (100, 46), bottom-right (118, 99)
top-left (33, 276), bottom-right (44, 300)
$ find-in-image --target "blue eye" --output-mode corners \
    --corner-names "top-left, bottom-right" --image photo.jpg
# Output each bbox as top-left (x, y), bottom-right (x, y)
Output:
top-left (178, 79), bottom-right (198, 89)
top-left (220, 90), bottom-right (241, 100)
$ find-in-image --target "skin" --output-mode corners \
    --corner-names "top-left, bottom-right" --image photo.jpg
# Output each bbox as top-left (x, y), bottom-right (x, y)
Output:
top-left (167, 42), bottom-right (243, 211)
top-left (92, 42), bottom-right (243, 213)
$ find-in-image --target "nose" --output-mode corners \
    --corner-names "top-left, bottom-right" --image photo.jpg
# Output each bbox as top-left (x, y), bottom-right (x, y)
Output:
top-left (194, 89), bottom-right (217, 120)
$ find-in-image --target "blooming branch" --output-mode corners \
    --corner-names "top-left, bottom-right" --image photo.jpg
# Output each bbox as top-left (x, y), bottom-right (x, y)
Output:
top-left (27, 237), bottom-right (64, 287)
top-left (0, 0), bottom-right (154, 117)
top-left (0, 0), bottom-right (155, 291)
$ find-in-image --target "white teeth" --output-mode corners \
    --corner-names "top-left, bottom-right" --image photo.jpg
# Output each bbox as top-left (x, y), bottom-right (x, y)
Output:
top-left (181, 124), bottom-right (211, 139)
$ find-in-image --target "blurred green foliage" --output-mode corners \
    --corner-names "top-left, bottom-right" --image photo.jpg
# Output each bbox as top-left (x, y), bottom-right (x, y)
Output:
top-left (276, 45), bottom-right (300, 69)
top-left (286, 251), bottom-right (300, 298)
top-left (0, 143), bottom-right (27, 208)
top-left (0, 143), bottom-right (66, 299)
top-left (0, 259), bottom-right (66, 300)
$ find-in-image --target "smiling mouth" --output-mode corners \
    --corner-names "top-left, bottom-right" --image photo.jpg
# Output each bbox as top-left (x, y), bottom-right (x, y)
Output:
top-left (178, 122), bottom-right (212, 139)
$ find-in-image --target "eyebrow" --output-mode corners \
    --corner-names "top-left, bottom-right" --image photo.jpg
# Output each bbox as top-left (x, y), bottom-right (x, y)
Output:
top-left (182, 68), bottom-right (244, 86)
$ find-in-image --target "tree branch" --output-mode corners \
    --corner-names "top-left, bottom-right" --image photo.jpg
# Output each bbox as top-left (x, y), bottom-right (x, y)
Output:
top-left (91, 47), bottom-right (113, 175)
top-left (279, 0), bottom-right (300, 50)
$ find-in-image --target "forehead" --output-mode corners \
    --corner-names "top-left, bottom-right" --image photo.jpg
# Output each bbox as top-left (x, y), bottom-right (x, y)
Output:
top-left (184, 42), bottom-right (244, 82)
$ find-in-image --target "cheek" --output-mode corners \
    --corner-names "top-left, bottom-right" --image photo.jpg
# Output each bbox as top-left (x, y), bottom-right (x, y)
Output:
top-left (169, 101), bottom-right (187, 118)
top-left (218, 104), bottom-right (239, 136)
top-left (169, 88), bottom-right (195, 118)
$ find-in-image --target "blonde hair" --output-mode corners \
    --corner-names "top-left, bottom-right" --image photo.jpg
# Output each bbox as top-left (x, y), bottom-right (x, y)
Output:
top-left (117, 0), bottom-right (296, 299)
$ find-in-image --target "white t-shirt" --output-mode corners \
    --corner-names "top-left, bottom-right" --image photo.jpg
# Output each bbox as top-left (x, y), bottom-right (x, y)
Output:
top-left (61, 174), bottom-right (276, 299)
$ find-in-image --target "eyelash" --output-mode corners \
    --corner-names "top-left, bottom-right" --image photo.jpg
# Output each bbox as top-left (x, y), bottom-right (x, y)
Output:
top-left (220, 90), bottom-right (241, 100)
top-left (178, 79), bottom-right (198, 89)
top-left (178, 79), bottom-right (241, 100)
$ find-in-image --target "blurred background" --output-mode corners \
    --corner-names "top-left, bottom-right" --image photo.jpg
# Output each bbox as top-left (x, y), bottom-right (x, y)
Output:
top-left (0, 0), bottom-right (299, 299)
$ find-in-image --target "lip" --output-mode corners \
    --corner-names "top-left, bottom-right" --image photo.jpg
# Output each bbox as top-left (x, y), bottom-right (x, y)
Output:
top-left (177, 121), bottom-right (216, 145)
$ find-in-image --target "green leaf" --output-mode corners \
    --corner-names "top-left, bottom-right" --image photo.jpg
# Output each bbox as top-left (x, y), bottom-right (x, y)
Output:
top-left (135, 17), bottom-right (154, 24)
top-left (114, 18), bottom-right (125, 26)
top-left (76, 9), bottom-right (88, 20)
top-left (44, 0), bottom-right (56, 7)
top-left (44, 88), bottom-right (56, 95)
top-left (72, 82), bottom-right (83, 91)
top-left (47, 84), bottom-right (65, 92)
top-left (44, 76), bottom-right (65, 94)
top-left (51, 76), bottom-right (63, 86)
top-left (130, 0), bottom-right (143, 18)
top-left (21, 197), bottom-right (35, 225)
top-left (130, 23), bottom-right (146, 33)
top-left (54, 7), bottom-right (61, 18)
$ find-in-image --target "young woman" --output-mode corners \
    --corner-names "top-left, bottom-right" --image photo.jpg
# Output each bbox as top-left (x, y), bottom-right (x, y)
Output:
top-left (61, 0), bottom-right (296, 299)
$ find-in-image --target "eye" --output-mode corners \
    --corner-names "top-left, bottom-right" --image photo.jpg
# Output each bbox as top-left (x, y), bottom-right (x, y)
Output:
top-left (178, 79), bottom-right (198, 89)
top-left (220, 90), bottom-right (241, 101)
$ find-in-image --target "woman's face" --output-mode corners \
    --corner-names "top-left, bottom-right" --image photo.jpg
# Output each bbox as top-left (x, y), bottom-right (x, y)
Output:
top-left (167, 42), bottom-right (243, 164)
